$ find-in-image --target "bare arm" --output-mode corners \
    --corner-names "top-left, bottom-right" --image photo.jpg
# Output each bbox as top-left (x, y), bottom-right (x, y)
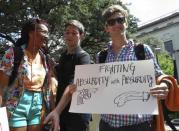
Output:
top-left (44, 84), bottom-right (76, 131)
top-left (49, 77), bottom-right (58, 110)
top-left (55, 84), bottom-right (76, 114)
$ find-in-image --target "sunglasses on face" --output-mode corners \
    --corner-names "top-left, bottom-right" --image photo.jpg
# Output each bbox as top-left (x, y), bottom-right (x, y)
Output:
top-left (106, 17), bottom-right (125, 26)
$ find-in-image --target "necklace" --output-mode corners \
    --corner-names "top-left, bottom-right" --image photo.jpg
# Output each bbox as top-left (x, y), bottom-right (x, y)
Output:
top-left (24, 50), bottom-right (41, 82)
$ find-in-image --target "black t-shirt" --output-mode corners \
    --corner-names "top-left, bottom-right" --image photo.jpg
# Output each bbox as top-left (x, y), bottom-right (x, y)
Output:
top-left (55, 47), bottom-right (91, 114)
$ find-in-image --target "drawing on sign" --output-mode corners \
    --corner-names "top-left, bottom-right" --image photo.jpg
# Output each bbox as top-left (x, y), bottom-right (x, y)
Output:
top-left (114, 91), bottom-right (150, 107)
top-left (77, 88), bottom-right (98, 105)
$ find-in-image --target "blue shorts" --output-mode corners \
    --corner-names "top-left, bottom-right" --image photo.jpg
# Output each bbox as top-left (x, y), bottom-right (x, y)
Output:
top-left (9, 89), bottom-right (43, 127)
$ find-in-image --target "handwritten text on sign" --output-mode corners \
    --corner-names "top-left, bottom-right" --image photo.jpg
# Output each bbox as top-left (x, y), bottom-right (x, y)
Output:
top-left (70, 60), bottom-right (158, 114)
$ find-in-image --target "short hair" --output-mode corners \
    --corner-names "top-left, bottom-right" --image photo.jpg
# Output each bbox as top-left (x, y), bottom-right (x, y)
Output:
top-left (65, 20), bottom-right (85, 34)
top-left (102, 5), bottom-right (128, 23)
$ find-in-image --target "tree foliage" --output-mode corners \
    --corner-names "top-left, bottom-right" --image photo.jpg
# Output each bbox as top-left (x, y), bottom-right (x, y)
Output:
top-left (139, 36), bottom-right (174, 75)
top-left (0, 0), bottom-right (138, 61)
top-left (158, 52), bottom-right (174, 76)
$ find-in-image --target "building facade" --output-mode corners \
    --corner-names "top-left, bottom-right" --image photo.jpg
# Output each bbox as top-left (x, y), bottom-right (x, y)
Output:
top-left (135, 10), bottom-right (179, 81)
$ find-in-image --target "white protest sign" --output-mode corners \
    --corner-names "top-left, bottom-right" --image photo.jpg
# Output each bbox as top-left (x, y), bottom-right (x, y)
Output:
top-left (0, 107), bottom-right (9, 131)
top-left (69, 60), bottom-right (158, 114)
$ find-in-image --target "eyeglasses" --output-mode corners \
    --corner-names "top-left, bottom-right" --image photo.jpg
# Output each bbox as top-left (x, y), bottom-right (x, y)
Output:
top-left (106, 17), bottom-right (125, 26)
top-left (37, 29), bottom-right (49, 35)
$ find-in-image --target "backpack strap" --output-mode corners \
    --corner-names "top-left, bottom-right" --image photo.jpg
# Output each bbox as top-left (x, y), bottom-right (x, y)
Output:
top-left (98, 48), bottom-right (108, 63)
top-left (8, 47), bottom-right (23, 86)
top-left (98, 44), bottom-right (146, 63)
top-left (134, 43), bottom-right (145, 60)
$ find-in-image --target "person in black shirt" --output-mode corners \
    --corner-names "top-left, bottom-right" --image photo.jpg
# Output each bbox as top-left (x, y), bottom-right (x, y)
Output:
top-left (44, 20), bottom-right (91, 131)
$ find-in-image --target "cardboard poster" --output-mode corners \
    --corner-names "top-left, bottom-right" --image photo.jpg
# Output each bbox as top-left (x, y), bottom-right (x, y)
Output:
top-left (70, 60), bottom-right (158, 114)
top-left (0, 107), bottom-right (9, 131)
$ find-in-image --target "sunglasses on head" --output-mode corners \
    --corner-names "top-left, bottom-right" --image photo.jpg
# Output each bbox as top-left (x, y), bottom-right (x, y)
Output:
top-left (106, 17), bottom-right (125, 26)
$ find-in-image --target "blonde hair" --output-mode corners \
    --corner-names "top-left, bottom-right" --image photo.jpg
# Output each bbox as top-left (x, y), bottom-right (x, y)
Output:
top-left (102, 5), bottom-right (128, 24)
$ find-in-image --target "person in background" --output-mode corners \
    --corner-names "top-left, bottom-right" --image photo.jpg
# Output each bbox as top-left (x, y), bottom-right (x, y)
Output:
top-left (96, 4), bottom-right (173, 131)
top-left (44, 20), bottom-right (91, 131)
top-left (0, 18), bottom-right (55, 131)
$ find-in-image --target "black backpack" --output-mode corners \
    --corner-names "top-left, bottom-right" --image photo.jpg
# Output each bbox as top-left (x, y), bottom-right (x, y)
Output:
top-left (98, 43), bottom-right (177, 131)
top-left (98, 43), bottom-right (146, 63)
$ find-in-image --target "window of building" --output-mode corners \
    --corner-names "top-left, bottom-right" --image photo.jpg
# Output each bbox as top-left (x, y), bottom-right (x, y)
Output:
top-left (164, 40), bottom-right (173, 56)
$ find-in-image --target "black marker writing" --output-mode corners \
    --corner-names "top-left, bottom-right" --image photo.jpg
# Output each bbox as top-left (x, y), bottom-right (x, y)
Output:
top-left (99, 63), bottom-right (136, 75)
top-left (114, 91), bottom-right (150, 107)
top-left (77, 88), bottom-right (98, 105)
top-left (122, 75), bottom-right (153, 87)
top-left (76, 76), bottom-right (109, 87)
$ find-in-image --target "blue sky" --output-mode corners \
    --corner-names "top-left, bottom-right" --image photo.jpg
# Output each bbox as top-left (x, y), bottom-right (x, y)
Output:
top-left (121, 0), bottom-right (179, 25)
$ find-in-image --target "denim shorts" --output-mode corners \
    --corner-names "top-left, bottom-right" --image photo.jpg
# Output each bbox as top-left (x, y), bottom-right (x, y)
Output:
top-left (9, 89), bottom-right (43, 127)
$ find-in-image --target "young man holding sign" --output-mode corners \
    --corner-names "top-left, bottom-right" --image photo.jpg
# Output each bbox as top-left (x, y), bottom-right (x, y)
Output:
top-left (97, 4), bottom-right (173, 131)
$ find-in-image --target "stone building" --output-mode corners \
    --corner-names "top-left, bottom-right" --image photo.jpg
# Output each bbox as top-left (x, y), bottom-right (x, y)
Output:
top-left (135, 10), bottom-right (179, 81)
